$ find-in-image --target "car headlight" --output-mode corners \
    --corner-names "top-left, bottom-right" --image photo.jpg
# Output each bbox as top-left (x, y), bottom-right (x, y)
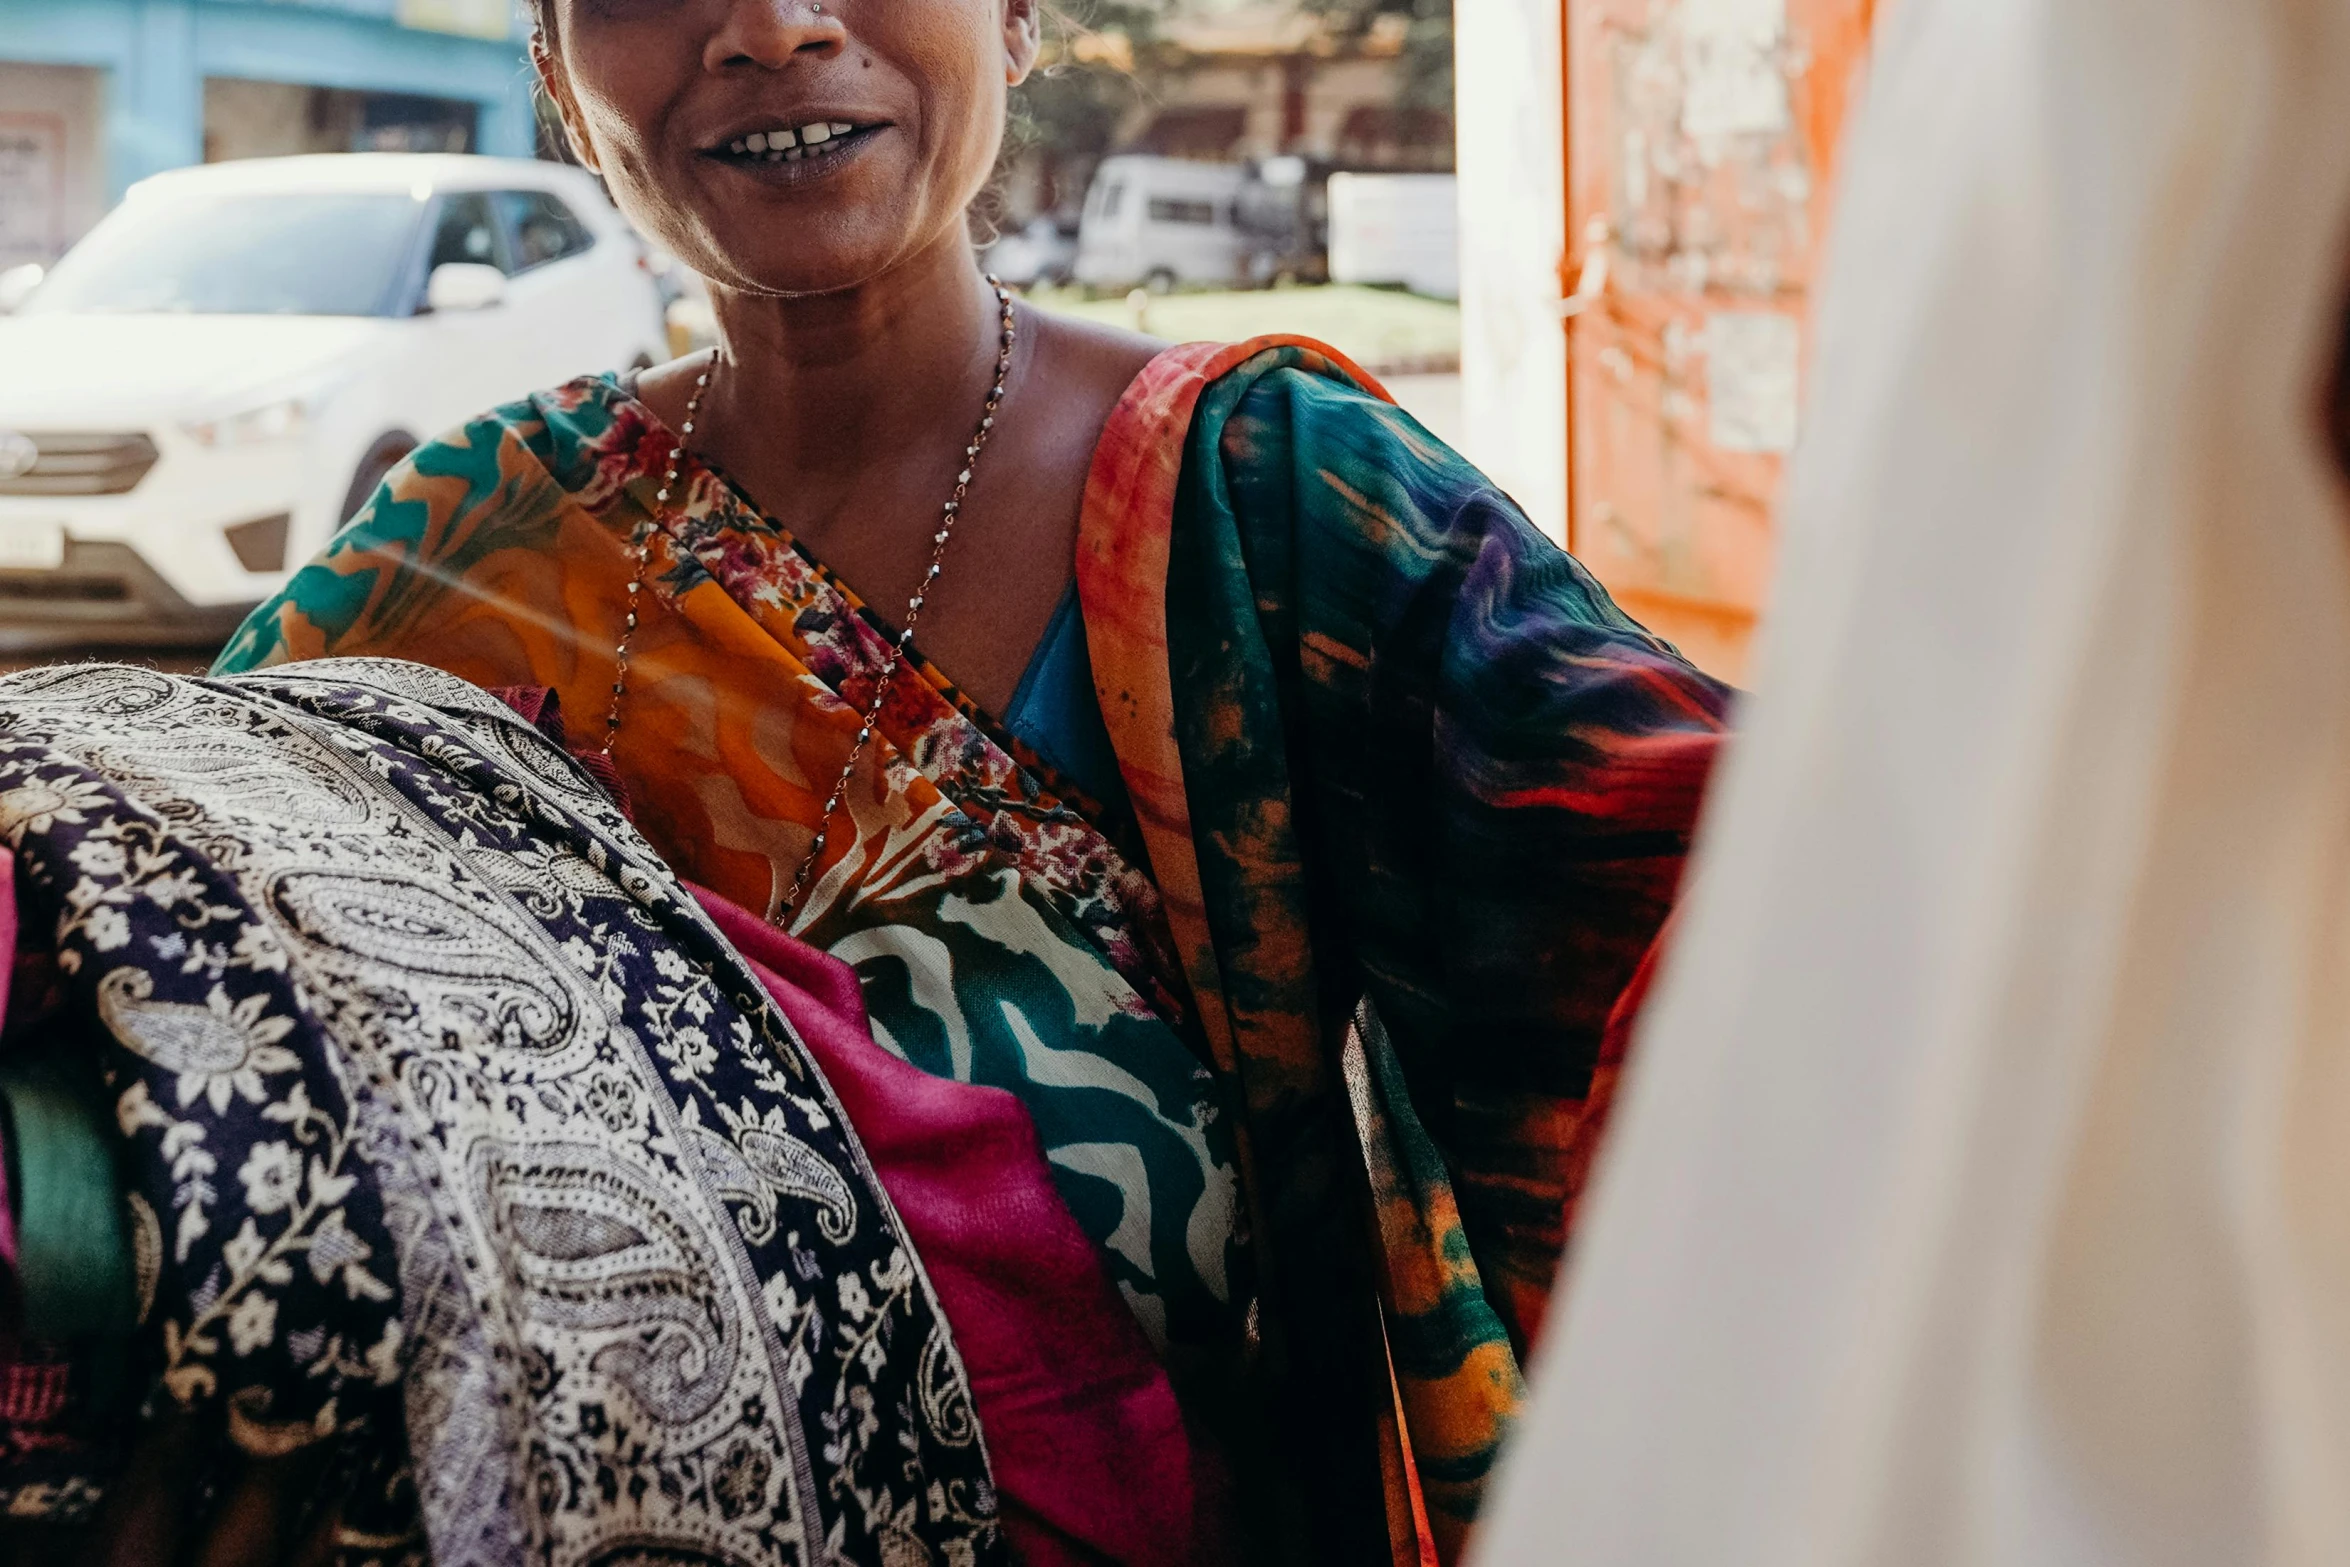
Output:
top-left (184, 396), bottom-right (306, 448)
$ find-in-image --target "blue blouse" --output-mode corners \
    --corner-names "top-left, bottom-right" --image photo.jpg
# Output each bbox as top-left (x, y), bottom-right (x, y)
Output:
top-left (999, 584), bottom-right (1127, 814)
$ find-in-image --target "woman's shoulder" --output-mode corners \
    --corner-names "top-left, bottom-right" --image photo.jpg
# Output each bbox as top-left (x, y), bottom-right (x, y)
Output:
top-left (1095, 331), bottom-right (1490, 507)
top-left (1028, 309), bottom-right (1164, 455)
top-left (1032, 315), bottom-right (1412, 477)
top-left (1099, 331), bottom-right (1423, 439)
top-left (1033, 307), bottom-right (1165, 385)
top-left (1091, 330), bottom-right (1666, 635)
top-left (1078, 328), bottom-right (1513, 583)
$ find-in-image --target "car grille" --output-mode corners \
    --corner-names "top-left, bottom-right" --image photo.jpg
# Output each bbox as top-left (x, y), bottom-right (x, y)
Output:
top-left (0, 575), bottom-right (129, 603)
top-left (0, 432), bottom-right (160, 496)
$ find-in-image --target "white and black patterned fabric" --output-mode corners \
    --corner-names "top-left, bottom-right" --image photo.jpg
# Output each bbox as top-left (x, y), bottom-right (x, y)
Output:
top-left (0, 659), bottom-right (1002, 1566)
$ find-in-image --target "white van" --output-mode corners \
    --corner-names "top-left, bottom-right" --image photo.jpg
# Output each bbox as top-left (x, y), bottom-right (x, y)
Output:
top-left (1073, 156), bottom-right (1250, 292)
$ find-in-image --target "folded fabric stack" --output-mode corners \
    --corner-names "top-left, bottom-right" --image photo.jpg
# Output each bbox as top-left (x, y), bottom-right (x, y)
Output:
top-left (0, 659), bottom-right (1202, 1565)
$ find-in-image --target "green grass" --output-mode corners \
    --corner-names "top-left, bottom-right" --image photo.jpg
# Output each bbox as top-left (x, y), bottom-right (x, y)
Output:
top-left (1024, 283), bottom-right (1460, 374)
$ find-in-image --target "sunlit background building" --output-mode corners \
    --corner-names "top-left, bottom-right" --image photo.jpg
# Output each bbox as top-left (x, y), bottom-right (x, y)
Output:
top-left (0, 0), bottom-right (538, 270)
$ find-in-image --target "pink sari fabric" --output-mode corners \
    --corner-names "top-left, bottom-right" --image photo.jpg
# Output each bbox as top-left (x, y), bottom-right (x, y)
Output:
top-left (691, 885), bottom-right (1209, 1567)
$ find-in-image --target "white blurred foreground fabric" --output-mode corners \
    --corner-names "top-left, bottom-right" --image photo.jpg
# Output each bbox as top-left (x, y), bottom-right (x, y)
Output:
top-left (1475, 1), bottom-right (2350, 1564)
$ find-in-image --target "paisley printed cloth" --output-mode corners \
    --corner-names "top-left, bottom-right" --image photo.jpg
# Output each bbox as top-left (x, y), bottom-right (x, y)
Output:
top-left (0, 658), bottom-right (1002, 1566)
top-left (216, 377), bottom-right (1246, 1362)
top-left (1078, 341), bottom-right (1732, 1563)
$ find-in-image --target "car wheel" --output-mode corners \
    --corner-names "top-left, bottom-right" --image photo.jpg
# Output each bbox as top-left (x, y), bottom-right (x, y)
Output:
top-left (1144, 268), bottom-right (1178, 295)
top-left (341, 433), bottom-right (418, 525)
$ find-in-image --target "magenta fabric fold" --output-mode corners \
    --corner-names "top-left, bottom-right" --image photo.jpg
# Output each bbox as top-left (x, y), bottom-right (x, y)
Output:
top-left (690, 884), bottom-right (1205, 1567)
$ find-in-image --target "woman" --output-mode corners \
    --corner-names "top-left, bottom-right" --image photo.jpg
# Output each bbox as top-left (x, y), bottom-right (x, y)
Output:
top-left (200, 0), bottom-right (1731, 1559)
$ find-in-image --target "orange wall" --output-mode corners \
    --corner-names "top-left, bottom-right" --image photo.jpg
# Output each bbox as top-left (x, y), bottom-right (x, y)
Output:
top-left (1561, 0), bottom-right (1875, 682)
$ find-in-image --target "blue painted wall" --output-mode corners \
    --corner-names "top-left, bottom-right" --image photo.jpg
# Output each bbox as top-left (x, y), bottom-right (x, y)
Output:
top-left (0, 0), bottom-right (538, 199)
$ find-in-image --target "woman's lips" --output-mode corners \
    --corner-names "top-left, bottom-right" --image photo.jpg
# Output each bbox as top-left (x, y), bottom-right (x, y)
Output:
top-left (705, 121), bottom-right (886, 176)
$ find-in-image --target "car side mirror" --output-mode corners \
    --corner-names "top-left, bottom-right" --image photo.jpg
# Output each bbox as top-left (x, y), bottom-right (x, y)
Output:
top-left (425, 261), bottom-right (506, 313)
top-left (0, 264), bottom-right (44, 314)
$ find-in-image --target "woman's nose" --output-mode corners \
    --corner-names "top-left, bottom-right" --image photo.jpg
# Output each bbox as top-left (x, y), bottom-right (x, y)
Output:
top-left (704, 0), bottom-right (845, 71)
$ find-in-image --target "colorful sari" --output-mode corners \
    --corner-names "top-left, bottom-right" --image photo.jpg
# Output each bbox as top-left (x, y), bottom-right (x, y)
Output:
top-left (217, 336), bottom-right (1731, 1563)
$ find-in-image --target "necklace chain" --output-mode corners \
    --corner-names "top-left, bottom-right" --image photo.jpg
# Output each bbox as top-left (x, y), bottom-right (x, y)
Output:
top-left (602, 276), bottom-right (1019, 922)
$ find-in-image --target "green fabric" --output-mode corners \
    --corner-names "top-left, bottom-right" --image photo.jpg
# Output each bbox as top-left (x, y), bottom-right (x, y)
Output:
top-left (1, 1055), bottom-right (136, 1340)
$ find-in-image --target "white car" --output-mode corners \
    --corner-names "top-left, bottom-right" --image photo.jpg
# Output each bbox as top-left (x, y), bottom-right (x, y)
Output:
top-left (0, 153), bottom-right (669, 648)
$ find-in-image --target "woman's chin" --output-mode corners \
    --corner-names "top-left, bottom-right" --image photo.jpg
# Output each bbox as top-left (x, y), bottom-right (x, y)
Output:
top-left (697, 224), bottom-right (974, 302)
top-left (671, 179), bottom-right (950, 296)
top-left (696, 242), bottom-right (911, 300)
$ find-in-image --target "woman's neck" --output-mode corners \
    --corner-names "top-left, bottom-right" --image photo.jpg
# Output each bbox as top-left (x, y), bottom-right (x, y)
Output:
top-left (633, 228), bottom-right (1161, 717)
top-left (696, 233), bottom-right (1003, 531)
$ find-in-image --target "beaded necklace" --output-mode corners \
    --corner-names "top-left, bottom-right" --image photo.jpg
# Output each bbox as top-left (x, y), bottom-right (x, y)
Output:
top-left (601, 276), bottom-right (1020, 919)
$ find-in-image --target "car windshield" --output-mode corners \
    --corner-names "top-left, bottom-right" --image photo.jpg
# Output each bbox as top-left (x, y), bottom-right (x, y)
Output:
top-left (27, 190), bottom-right (422, 317)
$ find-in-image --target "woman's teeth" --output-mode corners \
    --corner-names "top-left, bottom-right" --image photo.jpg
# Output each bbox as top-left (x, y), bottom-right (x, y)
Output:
top-left (726, 123), bottom-right (859, 163)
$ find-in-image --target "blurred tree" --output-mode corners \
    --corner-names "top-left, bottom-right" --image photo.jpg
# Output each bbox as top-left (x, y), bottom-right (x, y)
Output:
top-left (1304, 0), bottom-right (1455, 114)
